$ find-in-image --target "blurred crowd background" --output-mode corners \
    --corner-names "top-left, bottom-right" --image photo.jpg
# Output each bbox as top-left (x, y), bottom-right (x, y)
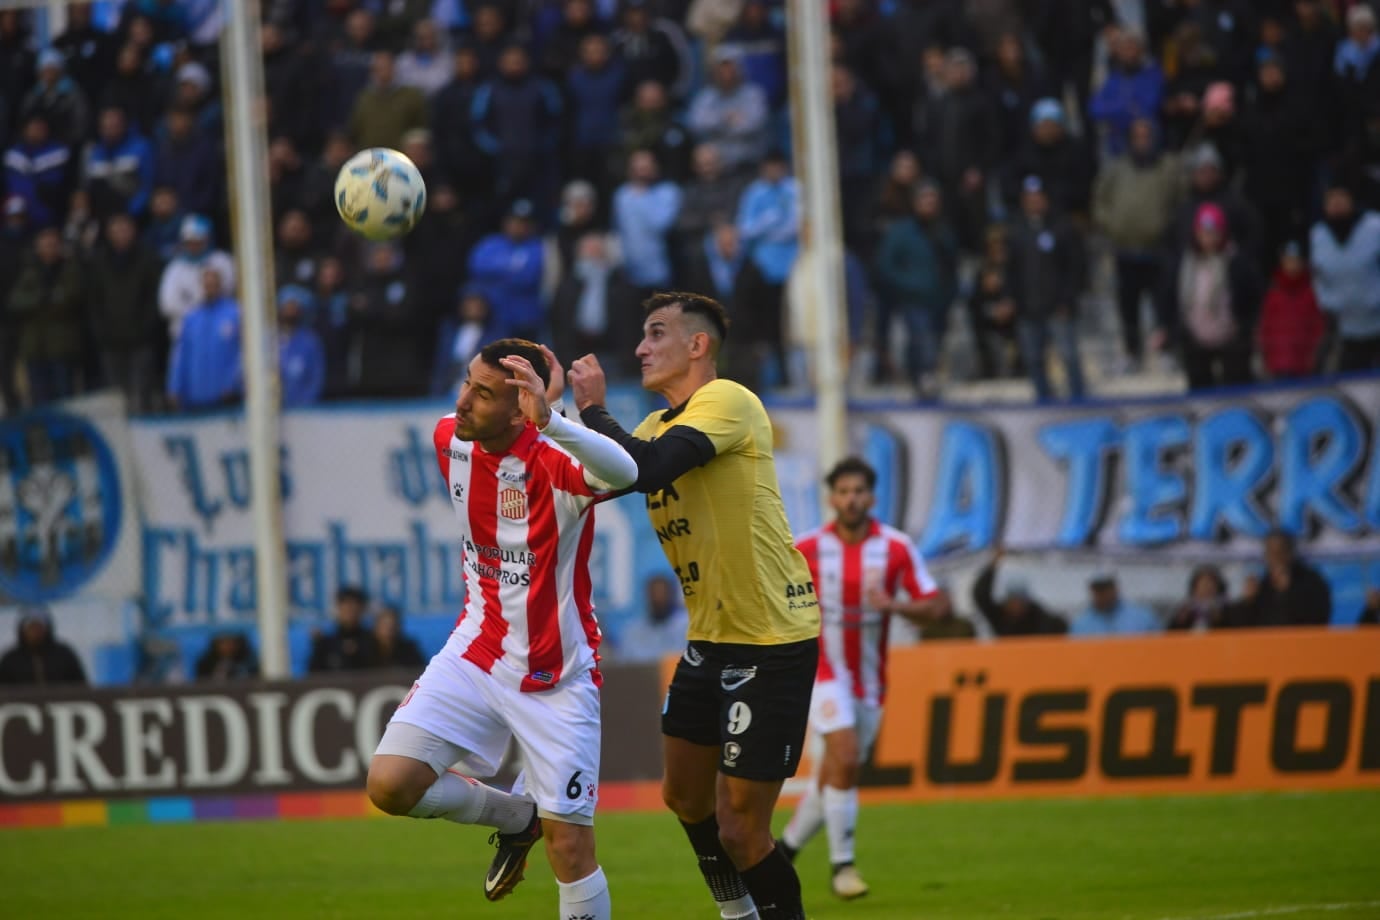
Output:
top-left (3, 0), bottom-right (1380, 416)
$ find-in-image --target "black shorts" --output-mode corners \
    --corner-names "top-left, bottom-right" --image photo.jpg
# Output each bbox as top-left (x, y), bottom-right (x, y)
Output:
top-left (662, 638), bottom-right (818, 781)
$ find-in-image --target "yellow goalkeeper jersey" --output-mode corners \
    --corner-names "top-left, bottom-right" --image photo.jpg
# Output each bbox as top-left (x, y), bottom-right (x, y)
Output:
top-left (632, 378), bottom-right (820, 645)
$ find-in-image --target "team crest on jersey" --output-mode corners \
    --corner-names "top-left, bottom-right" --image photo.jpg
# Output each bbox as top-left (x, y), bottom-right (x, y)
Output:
top-left (499, 487), bottom-right (526, 520)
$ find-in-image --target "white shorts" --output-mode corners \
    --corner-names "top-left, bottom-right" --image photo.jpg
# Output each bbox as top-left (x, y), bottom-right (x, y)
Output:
top-left (378, 647), bottom-right (601, 825)
top-left (808, 678), bottom-right (883, 762)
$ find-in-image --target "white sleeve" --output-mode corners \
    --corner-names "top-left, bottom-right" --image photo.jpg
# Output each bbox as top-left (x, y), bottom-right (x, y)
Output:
top-left (539, 411), bottom-right (638, 492)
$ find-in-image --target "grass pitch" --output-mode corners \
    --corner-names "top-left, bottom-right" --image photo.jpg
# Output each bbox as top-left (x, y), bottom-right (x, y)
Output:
top-left (3, 792), bottom-right (1378, 919)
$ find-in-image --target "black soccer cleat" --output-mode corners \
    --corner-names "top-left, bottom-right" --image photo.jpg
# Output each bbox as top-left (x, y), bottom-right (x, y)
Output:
top-left (484, 807), bottom-right (542, 902)
top-left (776, 838), bottom-right (798, 864)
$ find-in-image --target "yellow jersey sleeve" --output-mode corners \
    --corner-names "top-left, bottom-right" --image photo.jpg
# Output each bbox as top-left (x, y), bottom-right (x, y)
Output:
top-left (667, 380), bottom-right (753, 455)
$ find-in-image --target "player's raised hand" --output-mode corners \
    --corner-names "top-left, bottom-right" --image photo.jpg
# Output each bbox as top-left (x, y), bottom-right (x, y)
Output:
top-left (500, 355), bottom-right (552, 429)
top-left (568, 354), bottom-right (608, 411)
top-left (539, 344), bottom-right (566, 405)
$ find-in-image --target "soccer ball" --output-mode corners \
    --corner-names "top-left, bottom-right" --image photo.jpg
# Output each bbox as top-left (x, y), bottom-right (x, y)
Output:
top-left (333, 147), bottom-right (427, 240)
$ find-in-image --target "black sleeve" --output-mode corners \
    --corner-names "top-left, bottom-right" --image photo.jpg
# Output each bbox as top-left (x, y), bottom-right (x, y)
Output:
top-left (580, 405), bottom-right (717, 494)
top-left (971, 562), bottom-right (1001, 622)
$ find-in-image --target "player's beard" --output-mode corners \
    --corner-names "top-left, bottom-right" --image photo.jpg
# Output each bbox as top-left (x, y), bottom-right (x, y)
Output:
top-left (454, 410), bottom-right (519, 444)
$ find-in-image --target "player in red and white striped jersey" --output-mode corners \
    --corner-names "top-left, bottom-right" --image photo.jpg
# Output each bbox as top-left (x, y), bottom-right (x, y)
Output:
top-left (366, 340), bottom-right (636, 919)
top-left (780, 457), bottom-right (945, 901)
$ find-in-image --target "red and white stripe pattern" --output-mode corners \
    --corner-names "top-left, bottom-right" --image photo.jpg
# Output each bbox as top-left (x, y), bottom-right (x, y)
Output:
top-left (796, 520), bottom-right (937, 706)
top-left (434, 416), bottom-right (602, 693)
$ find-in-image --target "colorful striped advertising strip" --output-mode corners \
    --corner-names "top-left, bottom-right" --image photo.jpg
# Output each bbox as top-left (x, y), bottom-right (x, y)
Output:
top-left (0, 782), bottom-right (667, 830)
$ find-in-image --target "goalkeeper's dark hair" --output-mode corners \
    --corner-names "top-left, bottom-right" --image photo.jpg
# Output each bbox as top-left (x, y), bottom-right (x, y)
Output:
top-left (643, 291), bottom-right (731, 344)
top-left (479, 338), bottom-right (551, 389)
top-left (825, 456), bottom-right (877, 490)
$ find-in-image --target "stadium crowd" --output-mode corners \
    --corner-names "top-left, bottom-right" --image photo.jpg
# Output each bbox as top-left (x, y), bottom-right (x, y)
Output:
top-left (2, 0), bottom-right (1380, 414)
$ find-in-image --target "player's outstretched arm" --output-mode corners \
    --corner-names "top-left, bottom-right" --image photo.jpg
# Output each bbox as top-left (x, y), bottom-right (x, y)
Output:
top-left (568, 355), bottom-right (716, 493)
top-left (502, 353), bottom-right (638, 491)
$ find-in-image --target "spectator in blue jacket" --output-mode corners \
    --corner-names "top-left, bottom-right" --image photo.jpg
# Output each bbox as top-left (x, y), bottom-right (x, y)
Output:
top-left (1089, 28), bottom-right (1164, 159)
top-left (167, 265), bottom-right (241, 409)
top-left (155, 106), bottom-right (220, 219)
top-left (736, 149), bottom-right (798, 288)
top-left (720, 0), bottom-right (787, 109)
top-left (277, 285), bottom-right (325, 408)
top-left (567, 33), bottom-right (625, 191)
top-left (81, 105), bottom-right (155, 220)
top-left (1310, 183), bottom-right (1380, 371)
top-left (874, 181), bottom-right (959, 396)
top-left (613, 148), bottom-right (682, 291)
top-left (1070, 571), bottom-right (1161, 637)
top-left (467, 198), bottom-right (545, 340)
top-left (471, 44), bottom-right (563, 209)
top-left (3, 114), bottom-right (70, 228)
top-left (734, 149), bottom-right (798, 386)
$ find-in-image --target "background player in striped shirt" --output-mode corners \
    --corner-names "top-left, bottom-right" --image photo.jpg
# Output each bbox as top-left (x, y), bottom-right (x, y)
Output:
top-left (780, 456), bottom-right (945, 900)
top-left (570, 292), bottom-right (820, 920)
top-left (365, 339), bottom-right (637, 919)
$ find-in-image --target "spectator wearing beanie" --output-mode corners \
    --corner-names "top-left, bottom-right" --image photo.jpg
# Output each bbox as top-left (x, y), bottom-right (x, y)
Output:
top-left (1172, 143), bottom-right (1265, 271)
top-left (1003, 97), bottom-right (1094, 217)
top-left (20, 48), bottom-right (89, 149)
top-left (686, 46), bottom-right (769, 176)
top-left (0, 606), bottom-right (87, 686)
top-left (159, 215), bottom-right (236, 340)
top-left (1163, 201), bottom-right (1260, 391)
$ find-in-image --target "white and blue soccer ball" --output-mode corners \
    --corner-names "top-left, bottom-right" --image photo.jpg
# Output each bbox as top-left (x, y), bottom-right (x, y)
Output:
top-left (333, 147), bottom-right (427, 240)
